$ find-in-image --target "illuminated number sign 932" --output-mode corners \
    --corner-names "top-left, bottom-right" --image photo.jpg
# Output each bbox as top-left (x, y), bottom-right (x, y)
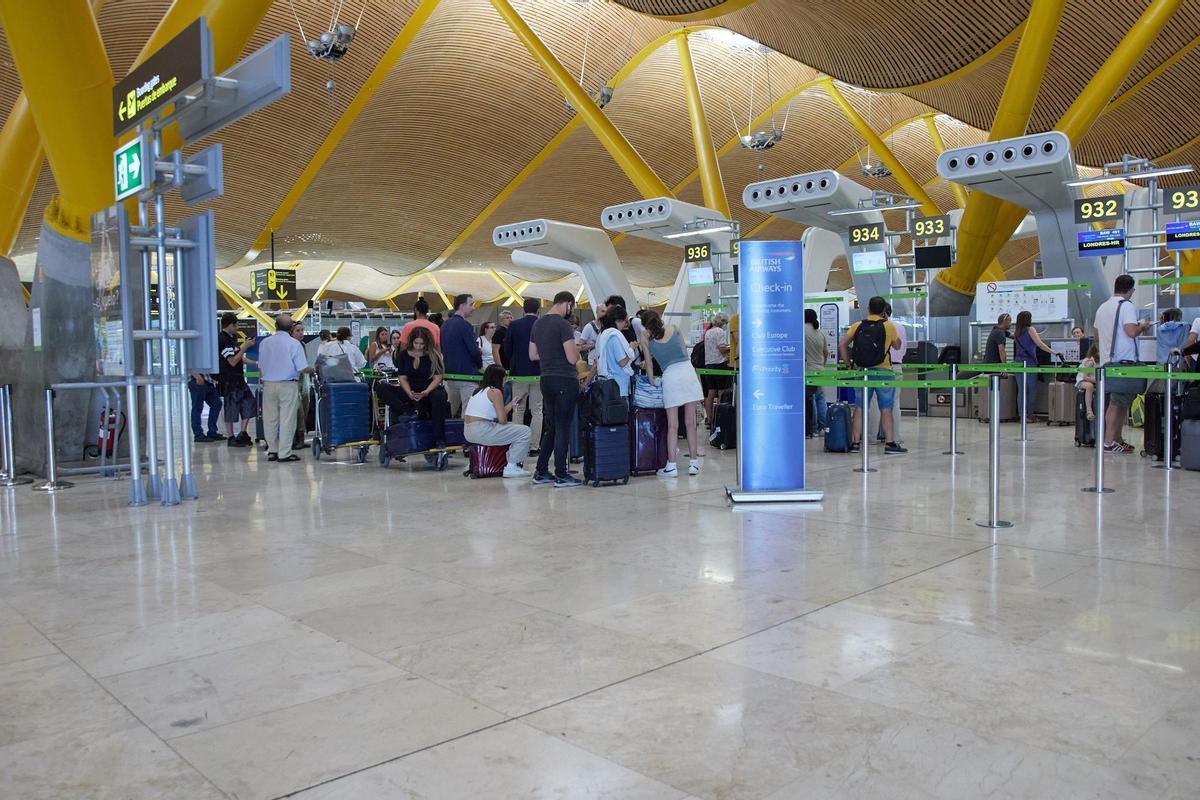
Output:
top-left (685, 242), bottom-right (711, 263)
top-left (1166, 186), bottom-right (1200, 213)
top-left (1073, 195), bottom-right (1123, 224)
top-left (912, 215), bottom-right (949, 238)
top-left (849, 222), bottom-right (884, 245)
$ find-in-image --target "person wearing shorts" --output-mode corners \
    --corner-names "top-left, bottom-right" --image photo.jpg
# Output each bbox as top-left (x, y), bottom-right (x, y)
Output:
top-left (217, 312), bottom-right (257, 448)
top-left (838, 296), bottom-right (906, 454)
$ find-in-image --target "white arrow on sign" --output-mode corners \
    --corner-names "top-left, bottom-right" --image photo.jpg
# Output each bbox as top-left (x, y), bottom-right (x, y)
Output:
top-left (129, 151), bottom-right (140, 179)
top-left (753, 390), bottom-right (765, 400)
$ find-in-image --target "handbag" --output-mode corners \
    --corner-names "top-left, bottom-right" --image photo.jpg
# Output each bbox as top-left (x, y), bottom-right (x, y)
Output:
top-left (632, 375), bottom-right (664, 409)
top-left (1103, 300), bottom-right (1147, 396)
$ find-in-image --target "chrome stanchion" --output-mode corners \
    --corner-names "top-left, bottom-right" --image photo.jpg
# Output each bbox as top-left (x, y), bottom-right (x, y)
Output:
top-left (0, 385), bottom-right (32, 488)
top-left (977, 375), bottom-right (1012, 528)
top-left (1156, 361), bottom-right (1175, 471)
top-left (1083, 366), bottom-right (1112, 493)
top-left (32, 389), bottom-right (73, 493)
top-left (854, 374), bottom-right (876, 474)
top-left (943, 363), bottom-right (963, 456)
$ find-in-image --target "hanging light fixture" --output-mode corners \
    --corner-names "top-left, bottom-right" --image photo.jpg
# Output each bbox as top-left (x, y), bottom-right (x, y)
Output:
top-left (562, 0), bottom-right (615, 112)
top-left (727, 44), bottom-right (788, 152)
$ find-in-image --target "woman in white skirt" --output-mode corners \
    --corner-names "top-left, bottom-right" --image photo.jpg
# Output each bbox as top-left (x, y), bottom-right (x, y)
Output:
top-left (639, 309), bottom-right (704, 477)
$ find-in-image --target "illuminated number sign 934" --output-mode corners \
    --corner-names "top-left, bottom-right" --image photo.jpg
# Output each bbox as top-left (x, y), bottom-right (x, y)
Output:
top-left (685, 242), bottom-right (711, 263)
top-left (1073, 196), bottom-right (1123, 224)
top-left (1166, 186), bottom-right (1200, 213)
top-left (912, 215), bottom-right (949, 238)
top-left (849, 223), bottom-right (884, 245)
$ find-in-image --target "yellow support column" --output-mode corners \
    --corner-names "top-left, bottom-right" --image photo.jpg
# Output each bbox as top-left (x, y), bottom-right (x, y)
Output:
top-left (0, 96), bottom-right (44, 255)
top-left (935, 0), bottom-right (1066, 299)
top-left (923, 116), bottom-right (967, 209)
top-left (676, 32), bottom-right (730, 219)
top-left (0, 0), bottom-right (114, 240)
top-left (488, 0), bottom-right (671, 200)
top-left (216, 275), bottom-right (274, 328)
top-left (293, 260), bottom-right (344, 322)
top-left (503, 281), bottom-right (531, 307)
top-left (385, 298), bottom-right (400, 311)
top-left (487, 268), bottom-right (525, 306)
top-left (427, 275), bottom-right (453, 311)
top-left (820, 79), bottom-right (940, 217)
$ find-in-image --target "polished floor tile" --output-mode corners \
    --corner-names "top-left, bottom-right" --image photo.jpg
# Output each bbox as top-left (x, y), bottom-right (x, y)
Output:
top-left (292, 722), bottom-right (689, 800)
top-left (0, 418), bottom-right (1197, 798)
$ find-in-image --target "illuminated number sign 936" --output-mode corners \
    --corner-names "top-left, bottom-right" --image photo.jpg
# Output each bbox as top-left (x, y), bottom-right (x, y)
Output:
top-left (685, 242), bottom-right (711, 263)
top-left (849, 222), bottom-right (884, 245)
top-left (912, 215), bottom-right (949, 238)
top-left (1073, 196), bottom-right (1123, 224)
top-left (1166, 186), bottom-right (1200, 213)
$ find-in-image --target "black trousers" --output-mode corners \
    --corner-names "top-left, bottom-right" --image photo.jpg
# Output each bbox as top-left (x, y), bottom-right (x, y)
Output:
top-left (536, 375), bottom-right (579, 478)
top-left (375, 382), bottom-right (450, 441)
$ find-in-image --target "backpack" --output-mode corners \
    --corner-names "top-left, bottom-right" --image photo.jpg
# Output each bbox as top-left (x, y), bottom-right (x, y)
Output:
top-left (850, 319), bottom-right (888, 368)
top-left (584, 377), bottom-right (628, 425)
top-left (690, 340), bottom-right (706, 369)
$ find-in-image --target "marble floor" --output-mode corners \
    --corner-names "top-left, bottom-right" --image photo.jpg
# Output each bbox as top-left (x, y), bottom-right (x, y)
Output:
top-left (1, 414), bottom-right (1198, 799)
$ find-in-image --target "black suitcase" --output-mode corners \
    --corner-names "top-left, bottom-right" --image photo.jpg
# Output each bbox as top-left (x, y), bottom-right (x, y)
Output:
top-left (709, 403), bottom-right (736, 450)
top-left (1142, 391), bottom-right (1181, 461)
top-left (1075, 388), bottom-right (1095, 448)
top-left (584, 423), bottom-right (630, 486)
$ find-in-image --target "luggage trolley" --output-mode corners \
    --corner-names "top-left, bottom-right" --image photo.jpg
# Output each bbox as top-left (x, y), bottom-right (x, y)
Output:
top-left (310, 375), bottom-right (376, 463)
top-left (373, 378), bottom-right (463, 471)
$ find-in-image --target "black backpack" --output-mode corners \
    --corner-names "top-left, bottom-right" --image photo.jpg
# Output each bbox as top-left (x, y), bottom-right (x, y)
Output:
top-left (690, 340), bottom-right (706, 369)
top-left (585, 377), bottom-right (629, 426)
top-left (850, 319), bottom-right (888, 368)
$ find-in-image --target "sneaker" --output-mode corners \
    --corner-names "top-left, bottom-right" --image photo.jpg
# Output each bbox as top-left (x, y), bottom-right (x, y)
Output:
top-left (194, 434), bottom-right (213, 443)
top-left (267, 452), bottom-right (278, 462)
top-left (208, 433), bottom-right (227, 441)
top-left (503, 464), bottom-right (531, 479)
top-left (236, 432), bottom-right (252, 446)
top-left (884, 442), bottom-right (908, 454)
top-left (687, 460), bottom-right (700, 476)
top-left (531, 472), bottom-right (555, 485)
top-left (554, 475), bottom-right (584, 488)
top-left (849, 442), bottom-right (861, 453)
top-left (1102, 442), bottom-right (1131, 454)
top-left (656, 462), bottom-right (678, 477)
top-left (227, 436), bottom-right (240, 448)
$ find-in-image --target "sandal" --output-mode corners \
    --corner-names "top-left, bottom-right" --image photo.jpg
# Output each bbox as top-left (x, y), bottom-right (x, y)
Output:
top-left (277, 454), bottom-right (301, 463)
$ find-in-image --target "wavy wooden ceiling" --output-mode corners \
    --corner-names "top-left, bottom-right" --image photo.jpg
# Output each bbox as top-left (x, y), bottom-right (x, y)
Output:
top-left (4, 0), bottom-right (1200, 296)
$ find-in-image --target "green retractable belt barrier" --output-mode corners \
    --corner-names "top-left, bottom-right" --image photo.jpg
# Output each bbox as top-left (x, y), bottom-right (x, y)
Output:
top-left (694, 368), bottom-right (738, 377)
top-left (1138, 276), bottom-right (1200, 286)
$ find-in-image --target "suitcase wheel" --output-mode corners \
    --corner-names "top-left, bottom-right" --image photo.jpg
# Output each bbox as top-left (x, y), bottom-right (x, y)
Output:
top-left (718, 443), bottom-right (727, 451)
top-left (379, 447), bottom-right (390, 466)
top-left (311, 439), bottom-right (321, 460)
top-left (436, 452), bottom-right (450, 471)
top-left (357, 446), bottom-right (369, 464)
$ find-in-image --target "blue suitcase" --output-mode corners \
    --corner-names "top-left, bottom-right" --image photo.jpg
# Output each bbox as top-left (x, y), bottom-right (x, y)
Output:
top-left (384, 417), bottom-right (435, 457)
top-left (443, 418), bottom-right (466, 447)
top-left (585, 424), bottom-right (630, 486)
top-left (824, 402), bottom-right (852, 452)
top-left (320, 382), bottom-right (371, 446)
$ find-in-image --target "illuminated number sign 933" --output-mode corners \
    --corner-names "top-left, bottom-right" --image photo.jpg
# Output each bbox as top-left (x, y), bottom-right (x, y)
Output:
top-left (1166, 186), bottom-right (1200, 213)
top-left (849, 222), bottom-right (884, 245)
top-left (912, 215), bottom-right (949, 238)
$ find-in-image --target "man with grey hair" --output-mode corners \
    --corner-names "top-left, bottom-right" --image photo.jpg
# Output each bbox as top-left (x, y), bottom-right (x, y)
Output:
top-left (256, 314), bottom-right (312, 462)
top-left (702, 313), bottom-right (731, 427)
top-left (493, 308), bottom-right (514, 369)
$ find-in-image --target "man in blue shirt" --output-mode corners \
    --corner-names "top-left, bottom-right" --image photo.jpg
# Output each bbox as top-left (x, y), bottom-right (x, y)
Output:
top-left (256, 314), bottom-right (313, 462)
top-left (440, 294), bottom-right (482, 416)
top-left (502, 298), bottom-right (542, 450)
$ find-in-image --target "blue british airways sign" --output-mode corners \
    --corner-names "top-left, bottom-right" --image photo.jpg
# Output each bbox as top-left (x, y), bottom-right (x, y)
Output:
top-left (737, 240), bottom-right (807, 493)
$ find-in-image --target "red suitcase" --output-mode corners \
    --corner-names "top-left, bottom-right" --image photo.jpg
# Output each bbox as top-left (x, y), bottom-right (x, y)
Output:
top-left (465, 444), bottom-right (508, 478)
top-left (629, 407), bottom-right (668, 475)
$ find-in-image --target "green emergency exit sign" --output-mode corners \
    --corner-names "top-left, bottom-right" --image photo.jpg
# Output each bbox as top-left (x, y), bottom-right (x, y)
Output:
top-left (114, 137), bottom-right (147, 201)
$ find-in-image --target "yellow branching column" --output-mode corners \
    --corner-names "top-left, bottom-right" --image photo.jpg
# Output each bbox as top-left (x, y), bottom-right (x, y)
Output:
top-left (676, 32), bottom-right (730, 219)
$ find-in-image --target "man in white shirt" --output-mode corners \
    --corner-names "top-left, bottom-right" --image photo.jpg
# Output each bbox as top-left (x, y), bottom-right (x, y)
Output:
top-left (1092, 274), bottom-right (1151, 453)
top-left (257, 315), bottom-right (314, 462)
top-left (702, 315), bottom-right (731, 426)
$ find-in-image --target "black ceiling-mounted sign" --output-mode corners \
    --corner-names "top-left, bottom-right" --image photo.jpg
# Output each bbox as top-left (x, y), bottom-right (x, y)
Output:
top-left (251, 267), bottom-right (296, 303)
top-left (1073, 195), bottom-right (1124, 224)
top-left (113, 18), bottom-right (212, 135)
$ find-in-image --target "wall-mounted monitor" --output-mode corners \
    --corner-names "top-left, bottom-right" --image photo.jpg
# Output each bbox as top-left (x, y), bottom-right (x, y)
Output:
top-left (687, 265), bottom-right (715, 286)
top-left (914, 244), bottom-right (953, 270)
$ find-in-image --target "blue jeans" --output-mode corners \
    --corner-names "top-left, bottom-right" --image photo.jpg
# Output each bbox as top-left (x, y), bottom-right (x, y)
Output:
top-left (852, 369), bottom-right (896, 410)
top-left (1014, 369), bottom-right (1038, 419)
top-left (188, 378), bottom-right (222, 437)
top-left (814, 389), bottom-right (827, 429)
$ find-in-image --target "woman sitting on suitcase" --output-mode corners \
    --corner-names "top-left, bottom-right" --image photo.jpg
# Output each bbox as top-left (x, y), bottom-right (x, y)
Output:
top-left (638, 309), bottom-right (704, 477)
top-left (463, 365), bottom-right (532, 479)
top-left (375, 327), bottom-right (451, 446)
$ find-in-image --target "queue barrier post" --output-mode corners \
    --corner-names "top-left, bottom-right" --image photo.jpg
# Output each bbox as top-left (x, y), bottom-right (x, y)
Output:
top-left (1083, 366), bottom-right (1113, 494)
top-left (1016, 369), bottom-right (1031, 443)
top-left (32, 389), bottom-right (73, 494)
top-left (977, 375), bottom-right (1012, 529)
top-left (854, 374), bottom-right (875, 474)
top-left (943, 363), bottom-right (963, 456)
top-left (0, 385), bottom-right (32, 488)
top-left (1156, 361), bottom-right (1175, 471)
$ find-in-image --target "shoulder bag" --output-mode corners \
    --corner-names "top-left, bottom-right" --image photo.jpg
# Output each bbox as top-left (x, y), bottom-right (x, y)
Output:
top-left (1103, 300), bottom-right (1146, 396)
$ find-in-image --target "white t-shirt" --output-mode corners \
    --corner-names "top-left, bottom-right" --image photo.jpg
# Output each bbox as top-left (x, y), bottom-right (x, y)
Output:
top-left (1094, 295), bottom-right (1139, 365)
top-left (1190, 317), bottom-right (1200, 340)
top-left (319, 340), bottom-right (366, 370)
top-left (704, 326), bottom-right (729, 365)
top-left (478, 336), bottom-right (495, 368)
top-left (580, 320), bottom-right (602, 366)
top-left (464, 388), bottom-right (497, 421)
top-left (889, 320), bottom-right (908, 366)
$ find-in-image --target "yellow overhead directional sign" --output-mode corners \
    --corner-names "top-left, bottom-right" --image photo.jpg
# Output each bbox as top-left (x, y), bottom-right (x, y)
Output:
top-left (250, 267), bottom-right (295, 303)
